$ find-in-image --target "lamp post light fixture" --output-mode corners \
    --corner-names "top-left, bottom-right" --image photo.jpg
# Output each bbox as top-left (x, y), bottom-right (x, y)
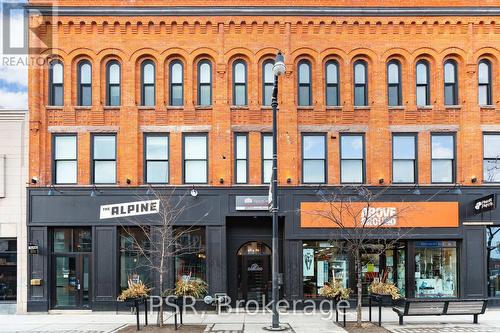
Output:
top-left (268, 51), bottom-right (286, 331)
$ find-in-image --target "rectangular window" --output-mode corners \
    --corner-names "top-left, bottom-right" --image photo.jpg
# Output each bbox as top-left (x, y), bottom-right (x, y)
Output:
top-left (54, 135), bottom-right (77, 184)
top-left (431, 134), bottom-right (455, 183)
top-left (92, 135), bottom-right (116, 184)
top-left (184, 134), bottom-right (208, 184)
top-left (53, 228), bottom-right (92, 253)
top-left (0, 239), bottom-right (16, 301)
top-left (484, 133), bottom-right (500, 183)
top-left (175, 228), bottom-right (207, 285)
top-left (302, 241), bottom-right (349, 298)
top-left (119, 227), bottom-right (150, 292)
top-left (415, 240), bottom-right (458, 298)
top-left (235, 134), bottom-right (248, 184)
top-left (487, 227), bottom-right (500, 297)
top-left (340, 134), bottom-right (364, 183)
top-left (392, 134), bottom-right (417, 183)
top-left (262, 134), bottom-right (273, 183)
top-left (145, 135), bottom-right (169, 184)
top-left (302, 134), bottom-right (326, 183)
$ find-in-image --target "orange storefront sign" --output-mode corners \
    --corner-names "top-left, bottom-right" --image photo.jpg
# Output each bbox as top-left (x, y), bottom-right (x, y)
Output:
top-left (300, 202), bottom-right (459, 228)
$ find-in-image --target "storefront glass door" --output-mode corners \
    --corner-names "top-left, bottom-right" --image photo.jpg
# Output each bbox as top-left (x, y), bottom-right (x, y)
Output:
top-left (52, 228), bottom-right (92, 309)
top-left (237, 242), bottom-right (272, 303)
top-left (54, 254), bottom-right (90, 308)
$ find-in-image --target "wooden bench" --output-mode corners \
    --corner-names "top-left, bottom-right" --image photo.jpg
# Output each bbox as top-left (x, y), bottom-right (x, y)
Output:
top-left (392, 299), bottom-right (487, 325)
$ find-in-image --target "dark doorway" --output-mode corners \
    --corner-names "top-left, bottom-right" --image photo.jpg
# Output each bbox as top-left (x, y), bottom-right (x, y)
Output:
top-left (237, 242), bottom-right (272, 303)
top-left (50, 228), bottom-right (92, 309)
top-left (226, 216), bottom-right (284, 305)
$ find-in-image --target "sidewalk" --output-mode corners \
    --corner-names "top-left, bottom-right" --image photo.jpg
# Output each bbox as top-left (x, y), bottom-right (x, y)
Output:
top-left (0, 307), bottom-right (499, 333)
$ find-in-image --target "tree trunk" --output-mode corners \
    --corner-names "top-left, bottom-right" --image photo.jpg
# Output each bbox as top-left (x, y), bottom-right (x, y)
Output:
top-left (356, 248), bottom-right (362, 327)
top-left (158, 271), bottom-right (164, 327)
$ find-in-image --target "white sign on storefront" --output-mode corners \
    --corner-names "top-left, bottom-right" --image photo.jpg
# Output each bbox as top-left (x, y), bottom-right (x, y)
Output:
top-left (100, 199), bottom-right (160, 219)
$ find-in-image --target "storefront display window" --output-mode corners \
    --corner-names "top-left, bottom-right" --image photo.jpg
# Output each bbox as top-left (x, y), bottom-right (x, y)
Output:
top-left (415, 241), bottom-right (458, 298)
top-left (119, 227), bottom-right (151, 292)
top-left (487, 227), bottom-right (500, 297)
top-left (302, 241), bottom-right (349, 298)
top-left (175, 228), bottom-right (206, 284)
top-left (0, 239), bottom-right (16, 301)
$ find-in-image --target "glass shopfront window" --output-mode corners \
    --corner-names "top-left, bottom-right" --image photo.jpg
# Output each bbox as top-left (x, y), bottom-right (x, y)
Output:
top-left (415, 241), bottom-right (458, 298)
top-left (302, 241), bottom-right (349, 298)
top-left (487, 227), bottom-right (500, 297)
top-left (0, 239), bottom-right (16, 301)
top-left (119, 227), bottom-right (151, 292)
top-left (175, 228), bottom-right (206, 284)
top-left (53, 228), bottom-right (92, 253)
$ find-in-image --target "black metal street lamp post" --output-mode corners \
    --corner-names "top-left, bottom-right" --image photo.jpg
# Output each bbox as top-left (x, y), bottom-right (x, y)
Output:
top-left (269, 51), bottom-right (286, 331)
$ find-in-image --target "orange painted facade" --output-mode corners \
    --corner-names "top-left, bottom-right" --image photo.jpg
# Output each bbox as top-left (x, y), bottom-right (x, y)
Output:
top-left (28, 1), bottom-right (500, 188)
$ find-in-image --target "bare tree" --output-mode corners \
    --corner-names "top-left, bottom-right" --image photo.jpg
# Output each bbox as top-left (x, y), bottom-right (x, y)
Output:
top-left (119, 187), bottom-right (209, 327)
top-left (485, 155), bottom-right (500, 183)
top-left (306, 185), bottom-right (439, 327)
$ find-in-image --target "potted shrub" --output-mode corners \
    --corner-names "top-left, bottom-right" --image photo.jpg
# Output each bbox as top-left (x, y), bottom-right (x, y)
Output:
top-left (368, 281), bottom-right (401, 305)
top-left (118, 281), bottom-right (151, 303)
top-left (319, 279), bottom-right (351, 301)
top-left (174, 277), bottom-right (208, 299)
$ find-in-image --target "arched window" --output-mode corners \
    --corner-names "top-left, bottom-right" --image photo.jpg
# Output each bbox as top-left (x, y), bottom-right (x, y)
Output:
top-left (233, 60), bottom-right (247, 106)
top-left (106, 61), bottom-right (120, 106)
top-left (169, 60), bottom-right (183, 106)
top-left (197, 60), bottom-right (212, 106)
top-left (49, 60), bottom-right (63, 106)
top-left (298, 60), bottom-right (312, 106)
top-left (141, 60), bottom-right (155, 107)
top-left (444, 60), bottom-right (458, 105)
top-left (325, 60), bottom-right (339, 106)
top-left (416, 60), bottom-right (430, 106)
top-left (387, 60), bottom-right (402, 106)
top-left (353, 60), bottom-right (368, 106)
top-left (262, 60), bottom-right (274, 106)
top-left (77, 60), bottom-right (92, 106)
top-left (478, 59), bottom-right (492, 105)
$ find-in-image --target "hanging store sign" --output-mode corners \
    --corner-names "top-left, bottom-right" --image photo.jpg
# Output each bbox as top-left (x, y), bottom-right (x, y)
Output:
top-left (100, 199), bottom-right (160, 219)
top-left (235, 196), bottom-right (269, 211)
top-left (473, 194), bottom-right (496, 214)
top-left (300, 202), bottom-right (459, 228)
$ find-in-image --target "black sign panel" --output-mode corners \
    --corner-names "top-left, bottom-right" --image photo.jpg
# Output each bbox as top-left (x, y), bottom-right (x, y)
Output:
top-left (473, 194), bottom-right (496, 214)
top-left (235, 196), bottom-right (269, 211)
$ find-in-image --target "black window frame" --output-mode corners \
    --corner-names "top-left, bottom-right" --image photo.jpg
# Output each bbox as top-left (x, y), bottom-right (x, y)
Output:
top-left (52, 133), bottom-right (78, 185)
top-left (91, 133), bottom-right (117, 185)
top-left (325, 60), bottom-right (340, 106)
top-left (431, 132), bottom-right (456, 184)
top-left (416, 60), bottom-right (431, 107)
top-left (182, 133), bottom-right (208, 184)
top-left (392, 133), bottom-right (418, 184)
top-left (353, 60), bottom-right (368, 107)
top-left (262, 59), bottom-right (274, 106)
top-left (444, 60), bottom-right (459, 106)
top-left (106, 60), bottom-right (121, 107)
top-left (340, 133), bottom-right (365, 184)
top-left (77, 60), bottom-right (92, 107)
top-left (297, 59), bottom-right (312, 106)
top-left (0, 238), bottom-right (17, 301)
top-left (144, 133), bottom-right (169, 184)
top-left (169, 60), bottom-right (184, 106)
top-left (49, 60), bottom-right (64, 106)
top-left (261, 133), bottom-right (273, 184)
top-left (483, 132), bottom-right (500, 183)
top-left (232, 60), bottom-right (248, 106)
top-left (301, 133), bottom-right (327, 184)
top-left (478, 59), bottom-right (492, 106)
top-left (234, 133), bottom-right (249, 184)
top-left (387, 60), bottom-right (402, 106)
top-left (141, 60), bottom-right (156, 107)
top-left (197, 60), bottom-right (212, 106)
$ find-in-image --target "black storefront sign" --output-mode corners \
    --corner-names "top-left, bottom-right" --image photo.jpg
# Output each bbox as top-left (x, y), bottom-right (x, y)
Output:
top-left (473, 194), bottom-right (496, 214)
